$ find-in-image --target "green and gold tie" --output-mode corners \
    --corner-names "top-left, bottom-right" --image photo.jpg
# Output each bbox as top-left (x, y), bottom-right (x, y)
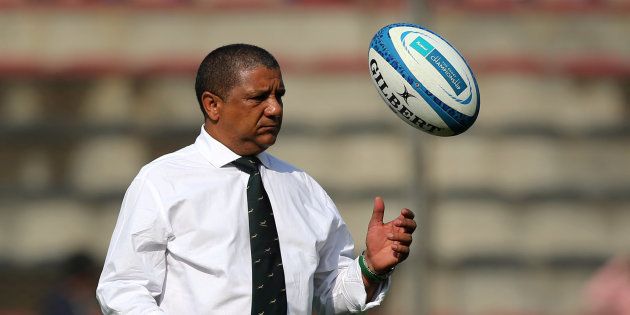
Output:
top-left (232, 156), bottom-right (287, 315)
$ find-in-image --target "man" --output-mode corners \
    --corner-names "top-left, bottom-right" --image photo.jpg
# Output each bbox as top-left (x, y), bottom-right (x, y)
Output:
top-left (97, 44), bottom-right (416, 314)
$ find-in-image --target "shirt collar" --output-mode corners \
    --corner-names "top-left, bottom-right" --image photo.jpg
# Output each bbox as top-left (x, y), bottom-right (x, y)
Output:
top-left (195, 125), bottom-right (273, 169)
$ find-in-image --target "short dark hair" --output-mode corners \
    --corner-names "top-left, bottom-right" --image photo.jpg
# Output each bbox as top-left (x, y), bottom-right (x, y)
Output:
top-left (195, 44), bottom-right (280, 118)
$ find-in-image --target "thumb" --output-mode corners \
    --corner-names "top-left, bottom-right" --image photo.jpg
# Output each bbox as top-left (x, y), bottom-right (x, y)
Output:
top-left (369, 196), bottom-right (385, 226)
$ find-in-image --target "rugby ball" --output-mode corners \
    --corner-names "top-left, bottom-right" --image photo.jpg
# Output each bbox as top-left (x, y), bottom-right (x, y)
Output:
top-left (369, 23), bottom-right (480, 136)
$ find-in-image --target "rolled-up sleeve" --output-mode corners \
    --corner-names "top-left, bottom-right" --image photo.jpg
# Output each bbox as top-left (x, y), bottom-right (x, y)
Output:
top-left (312, 191), bottom-right (390, 314)
top-left (96, 176), bottom-right (173, 314)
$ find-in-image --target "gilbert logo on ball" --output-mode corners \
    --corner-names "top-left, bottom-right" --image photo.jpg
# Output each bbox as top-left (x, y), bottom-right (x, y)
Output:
top-left (369, 23), bottom-right (480, 136)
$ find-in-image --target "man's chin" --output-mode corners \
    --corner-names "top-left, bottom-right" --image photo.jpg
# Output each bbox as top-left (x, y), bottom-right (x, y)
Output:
top-left (242, 134), bottom-right (277, 154)
top-left (257, 134), bottom-right (278, 148)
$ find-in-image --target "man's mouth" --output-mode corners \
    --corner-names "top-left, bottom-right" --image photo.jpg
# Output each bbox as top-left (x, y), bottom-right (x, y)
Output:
top-left (258, 125), bottom-right (278, 133)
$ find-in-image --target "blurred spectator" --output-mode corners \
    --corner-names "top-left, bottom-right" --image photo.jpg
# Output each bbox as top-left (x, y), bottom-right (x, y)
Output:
top-left (586, 255), bottom-right (630, 315)
top-left (39, 252), bottom-right (100, 315)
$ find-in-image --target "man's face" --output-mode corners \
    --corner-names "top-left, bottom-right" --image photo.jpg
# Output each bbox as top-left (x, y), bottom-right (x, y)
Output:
top-left (211, 66), bottom-right (285, 156)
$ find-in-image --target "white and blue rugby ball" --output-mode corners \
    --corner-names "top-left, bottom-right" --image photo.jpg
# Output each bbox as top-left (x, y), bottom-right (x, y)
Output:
top-left (369, 23), bottom-right (480, 136)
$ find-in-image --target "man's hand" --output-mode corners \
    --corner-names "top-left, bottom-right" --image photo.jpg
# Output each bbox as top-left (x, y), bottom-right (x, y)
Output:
top-left (364, 196), bottom-right (416, 274)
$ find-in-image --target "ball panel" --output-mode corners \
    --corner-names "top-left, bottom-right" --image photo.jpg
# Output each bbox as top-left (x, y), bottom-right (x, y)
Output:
top-left (369, 48), bottom-right (455, 136)
top-left (391, 27), bottom-right (477, 116)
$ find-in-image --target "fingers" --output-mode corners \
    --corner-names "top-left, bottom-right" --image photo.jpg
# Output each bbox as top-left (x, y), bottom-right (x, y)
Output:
top-left (369, 196), bottom-right (385, 226)
top-left (391, 241), bottom-right (410, 263)
top-left (401, 208), bottom-right (415, 219)
top-left (394, 215), bottom-right (417, 234)
top-left (387, 227), bottom-right (413, 262)
top-left (387, 231), bottom-right (412, 245)
top-left (391, 243), bottom-right (410, 255)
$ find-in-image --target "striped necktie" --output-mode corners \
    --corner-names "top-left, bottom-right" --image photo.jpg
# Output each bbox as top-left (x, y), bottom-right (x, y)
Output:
top-left (232, 156), bottom-right (287, 315)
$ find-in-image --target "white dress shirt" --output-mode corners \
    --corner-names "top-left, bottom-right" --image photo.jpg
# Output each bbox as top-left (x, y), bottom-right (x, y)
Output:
top-left (97, 127), bottom-right (389, 314)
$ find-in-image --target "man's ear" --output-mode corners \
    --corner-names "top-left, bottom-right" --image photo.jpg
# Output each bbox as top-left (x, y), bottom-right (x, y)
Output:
top-left (201, 91), bottom-right (222, 121)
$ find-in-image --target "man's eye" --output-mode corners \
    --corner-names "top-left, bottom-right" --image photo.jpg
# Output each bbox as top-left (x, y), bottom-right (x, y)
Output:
top-left (252, 94), bottom-right (267, 101)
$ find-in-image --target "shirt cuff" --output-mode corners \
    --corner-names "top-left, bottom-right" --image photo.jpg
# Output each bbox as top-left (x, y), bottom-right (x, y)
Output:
top-left (348, 256), bottom-right (391, 311)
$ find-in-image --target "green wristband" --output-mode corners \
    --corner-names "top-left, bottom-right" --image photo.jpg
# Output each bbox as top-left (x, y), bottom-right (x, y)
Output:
top-left (359, 253), bottom-right (388, 283)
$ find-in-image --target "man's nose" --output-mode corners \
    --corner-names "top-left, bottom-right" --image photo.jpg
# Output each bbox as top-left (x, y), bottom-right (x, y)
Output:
top-left (265, 97), bottom-right (283, 117)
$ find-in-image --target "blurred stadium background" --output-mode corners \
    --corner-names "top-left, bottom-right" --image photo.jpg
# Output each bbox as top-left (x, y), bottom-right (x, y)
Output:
top-left (1, 0), bottom-right (629, 314)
